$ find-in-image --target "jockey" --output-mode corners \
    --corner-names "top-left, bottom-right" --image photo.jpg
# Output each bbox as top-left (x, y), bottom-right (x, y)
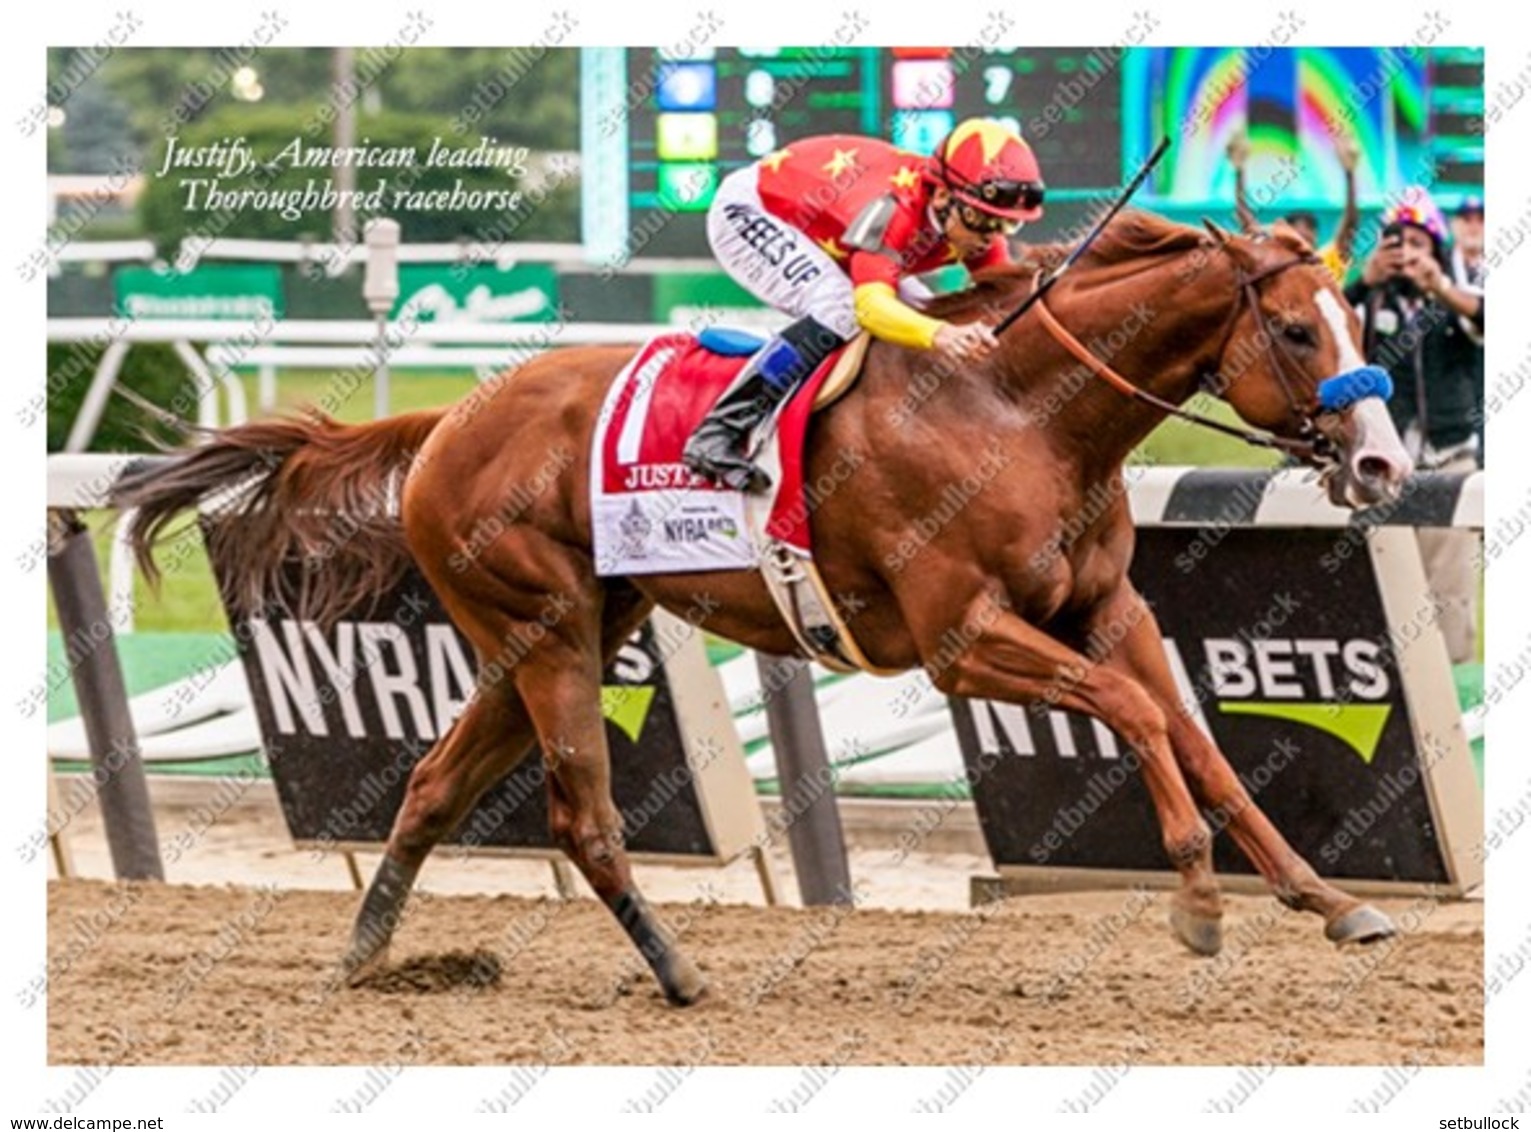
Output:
top-left (682, 118), bottom-right (1046, 492)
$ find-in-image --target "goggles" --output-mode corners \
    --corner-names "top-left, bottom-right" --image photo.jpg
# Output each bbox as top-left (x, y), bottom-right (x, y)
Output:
top-left (968, 178), bottom-right (1046, 215)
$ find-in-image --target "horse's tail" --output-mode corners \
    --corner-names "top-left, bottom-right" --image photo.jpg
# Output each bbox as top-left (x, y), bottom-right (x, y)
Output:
top-left (110, 408), bottom-right (447, 626)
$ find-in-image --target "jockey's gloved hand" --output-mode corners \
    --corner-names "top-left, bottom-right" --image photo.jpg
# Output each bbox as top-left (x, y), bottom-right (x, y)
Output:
top-left (934, 321), bottom-right (999, 362)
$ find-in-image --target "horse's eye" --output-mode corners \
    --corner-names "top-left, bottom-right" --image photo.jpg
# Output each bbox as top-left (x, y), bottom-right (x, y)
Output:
top-left (1283, 324), bottom-right (1316, 348)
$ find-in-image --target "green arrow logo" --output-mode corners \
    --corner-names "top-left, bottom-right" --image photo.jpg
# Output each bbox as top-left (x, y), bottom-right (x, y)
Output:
top-left (1219, 702), bottom-right (1392, 763)
top-left (601, 685), bottom-right (656, 742)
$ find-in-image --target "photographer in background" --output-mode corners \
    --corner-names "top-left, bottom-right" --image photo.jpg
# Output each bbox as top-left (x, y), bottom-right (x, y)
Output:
top-left (1450, 196), bottom-right (1487, 462)
top-left (1450, 195), bottom-right (1486, 288)
top-left (1345, 187), bottom-right (1485, 664)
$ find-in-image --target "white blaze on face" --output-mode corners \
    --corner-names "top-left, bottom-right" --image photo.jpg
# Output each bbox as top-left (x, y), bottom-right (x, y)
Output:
top-left (1314, 287), bottom-right (1368, 372)
top-left (1313, 287), bottom-right (1414, 499)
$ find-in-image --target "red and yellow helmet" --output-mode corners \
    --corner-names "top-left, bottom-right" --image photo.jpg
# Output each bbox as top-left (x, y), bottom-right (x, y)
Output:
top-left (929, 118), bottom-right (1046, 226)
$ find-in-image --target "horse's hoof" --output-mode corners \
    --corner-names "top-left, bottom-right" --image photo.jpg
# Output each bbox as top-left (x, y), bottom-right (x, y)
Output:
top-left (1170, 902), bottom-right (1223, 957)
top-left (660, 958), bottom-right (709, 1007)
top-left (1325, 904), bottom-right (1396, 946)
top-left (664, 980), bottom-right (709, 1008)
top-left (338, 943), bottom-right (391, 988)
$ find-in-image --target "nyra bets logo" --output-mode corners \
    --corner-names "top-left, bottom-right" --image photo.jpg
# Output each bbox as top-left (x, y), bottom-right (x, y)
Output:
top-left (1198, 635), bottom-right (1393, 763)
top-left (965, 634), bottom-right (1396, 766)
top-left (249, 617), bottom-right (661, 744)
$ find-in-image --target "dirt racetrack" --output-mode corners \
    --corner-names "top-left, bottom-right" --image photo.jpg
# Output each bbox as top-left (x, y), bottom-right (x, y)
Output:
top-left (48, 877), bottom-right (1482, 1066)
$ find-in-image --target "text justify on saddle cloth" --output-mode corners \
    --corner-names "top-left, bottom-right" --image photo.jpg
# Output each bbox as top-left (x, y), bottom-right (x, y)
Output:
top-left (720, 203), bottom-right (825, 286)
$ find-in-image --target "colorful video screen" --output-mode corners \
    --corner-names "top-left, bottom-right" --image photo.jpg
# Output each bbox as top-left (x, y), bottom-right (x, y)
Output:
top-left (1122, 47), bottom-right (1429, 206)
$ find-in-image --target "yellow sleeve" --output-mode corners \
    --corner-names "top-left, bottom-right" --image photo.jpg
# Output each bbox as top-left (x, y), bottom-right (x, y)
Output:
top-left (1319, 242), bottom-right (1348, 283)
top-left (853, 281), bottom-right (944, 350)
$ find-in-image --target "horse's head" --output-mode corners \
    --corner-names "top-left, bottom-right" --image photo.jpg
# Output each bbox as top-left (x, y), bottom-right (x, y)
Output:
top-left (1199, 221), bottom-right (1413, 508)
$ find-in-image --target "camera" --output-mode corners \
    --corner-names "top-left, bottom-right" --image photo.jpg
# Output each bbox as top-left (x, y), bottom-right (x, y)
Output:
top-left (1379, 223), bottom-right (1416, 299)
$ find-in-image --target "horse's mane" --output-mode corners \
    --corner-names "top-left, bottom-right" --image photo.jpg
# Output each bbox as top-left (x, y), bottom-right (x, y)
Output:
top-left (926, 209), bottom-right (1214, 320)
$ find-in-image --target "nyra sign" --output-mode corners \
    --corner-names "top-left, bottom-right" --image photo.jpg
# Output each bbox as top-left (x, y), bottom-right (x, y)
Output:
top-left (950, 527), bottom-right (1481, 893)
top-left (217, 561), bottom-right (762, 864)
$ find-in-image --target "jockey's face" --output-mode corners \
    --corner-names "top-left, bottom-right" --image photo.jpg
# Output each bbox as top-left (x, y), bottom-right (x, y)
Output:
top-left (932, 187), bottom-right (1000, 259)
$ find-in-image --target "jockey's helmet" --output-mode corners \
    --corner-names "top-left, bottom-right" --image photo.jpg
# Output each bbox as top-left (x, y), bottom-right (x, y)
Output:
top-left (929, 118), bottom-right (1046, 230)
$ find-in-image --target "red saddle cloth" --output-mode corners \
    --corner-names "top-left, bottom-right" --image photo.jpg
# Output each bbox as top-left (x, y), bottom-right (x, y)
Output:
top-left (591, 332), bottom-right (842, 574)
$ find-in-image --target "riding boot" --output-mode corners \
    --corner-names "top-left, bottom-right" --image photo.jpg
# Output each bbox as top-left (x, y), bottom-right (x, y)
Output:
top-left (681, 362), bottom-right (783, 493)
top-left (682, 317), bottom-right (845, 493)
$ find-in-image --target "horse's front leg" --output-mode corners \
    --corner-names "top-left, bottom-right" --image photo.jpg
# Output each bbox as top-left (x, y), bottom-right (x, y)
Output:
top-left (1086, 584), bottom-right (1396, 946)
top-left (919, 594), bottom-right (1222, 956)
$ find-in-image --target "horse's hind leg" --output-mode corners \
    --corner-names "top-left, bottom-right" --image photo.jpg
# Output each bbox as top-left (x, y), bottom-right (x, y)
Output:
top-left (514, 587), bottom-right (708, 1006)
top-left (339, 689), bottom-right (537, 984)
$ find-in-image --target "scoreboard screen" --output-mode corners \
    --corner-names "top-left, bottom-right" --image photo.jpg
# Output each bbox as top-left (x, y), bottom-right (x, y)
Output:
top-left (631, 48), bottom-right (877, 217)
top-left (583, 47), bottom-right (1126, 259)
top-left (580, 46), bottom-right (1479, 261)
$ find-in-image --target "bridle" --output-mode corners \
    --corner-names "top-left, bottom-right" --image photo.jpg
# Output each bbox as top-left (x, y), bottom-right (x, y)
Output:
top-left (1028, 244), bottom-right (1340, 465)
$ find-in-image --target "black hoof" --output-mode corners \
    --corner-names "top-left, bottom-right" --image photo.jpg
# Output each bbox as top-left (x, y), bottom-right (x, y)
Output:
top-left (658, 956), bottom-right (709, 1007)
top-left (664, 980), bottom-right (709, 1008)
top-left (337, 943), bottom-right (391, 988)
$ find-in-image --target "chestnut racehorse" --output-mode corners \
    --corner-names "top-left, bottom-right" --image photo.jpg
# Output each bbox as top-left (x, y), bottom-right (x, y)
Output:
top-left (115, 211), bottom-right (1414, 1006)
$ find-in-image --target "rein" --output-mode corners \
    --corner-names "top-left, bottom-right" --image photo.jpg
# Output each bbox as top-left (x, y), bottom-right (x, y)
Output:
top-left (1026, 250), bottom-right (1331, 461)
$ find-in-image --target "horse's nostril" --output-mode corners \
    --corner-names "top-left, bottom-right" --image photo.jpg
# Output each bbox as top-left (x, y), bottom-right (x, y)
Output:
top-left (1356, 455), bottom-right (1394, 483)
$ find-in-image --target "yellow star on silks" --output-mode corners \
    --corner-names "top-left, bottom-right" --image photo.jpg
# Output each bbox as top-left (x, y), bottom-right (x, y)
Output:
top-left (947, 118), bottom-right (1015, 164)
top-left (759, 147), bottom-right (792, 173)
top-left (944, 245), bottom-right (964, 263)
top-left (816, 236), bottom-right (849, 261)
top-left (889, 164), bottom-right (921, 190)
top-left (822, 146), bottom-right (860, 178)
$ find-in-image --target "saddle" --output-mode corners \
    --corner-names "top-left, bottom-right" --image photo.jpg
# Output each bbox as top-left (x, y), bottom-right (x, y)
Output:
top-left (590, 327), bottom-right (886, 674)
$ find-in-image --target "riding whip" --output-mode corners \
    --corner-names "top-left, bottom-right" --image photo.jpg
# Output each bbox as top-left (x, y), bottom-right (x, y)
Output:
top-left (995, 135), bottom-right (1172, 336)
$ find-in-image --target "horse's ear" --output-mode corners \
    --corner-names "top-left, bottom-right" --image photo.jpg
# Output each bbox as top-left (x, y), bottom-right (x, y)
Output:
top-left (1202, 217), bottom-right (1260, 271)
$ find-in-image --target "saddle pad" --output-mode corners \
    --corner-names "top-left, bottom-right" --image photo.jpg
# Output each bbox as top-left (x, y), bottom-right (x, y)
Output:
top-left (590, 332), bottom-right (837, 575)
